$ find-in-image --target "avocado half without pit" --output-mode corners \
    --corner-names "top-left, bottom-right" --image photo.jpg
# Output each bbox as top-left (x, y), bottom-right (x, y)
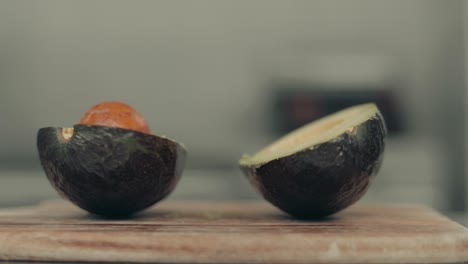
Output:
top-left (37, 102), bottom-right (186, 217)
top-left (240, 103), bottom-right (387, 219)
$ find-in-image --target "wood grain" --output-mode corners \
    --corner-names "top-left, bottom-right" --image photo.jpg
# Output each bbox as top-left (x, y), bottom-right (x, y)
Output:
top-left (0, 200), bottom-right (467, 263)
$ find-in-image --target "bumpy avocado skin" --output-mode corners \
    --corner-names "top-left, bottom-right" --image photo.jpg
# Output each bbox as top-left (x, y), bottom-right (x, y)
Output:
top-left (241, 113), bottom-right (386, 219)
top-left (37, 124), bottom-right (186, 216)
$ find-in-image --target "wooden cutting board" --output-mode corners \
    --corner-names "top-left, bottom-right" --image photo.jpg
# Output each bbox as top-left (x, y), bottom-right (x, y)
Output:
top-left (0, 200), bottom-right (467, 264)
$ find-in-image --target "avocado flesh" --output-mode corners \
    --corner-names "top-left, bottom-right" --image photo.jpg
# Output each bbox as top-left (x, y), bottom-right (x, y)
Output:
top-left (37, 124), bottom-right (186, 216)
top-left (240, 103), bottom-right (387, 218)
top-left (241, 103), bottom-right (380, 166)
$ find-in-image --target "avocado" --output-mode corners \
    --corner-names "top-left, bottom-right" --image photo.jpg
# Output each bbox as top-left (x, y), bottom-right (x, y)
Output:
top-left (37, 124), bottom-right (186, 217)
top-left (239, 103), bottom-right (386, 218)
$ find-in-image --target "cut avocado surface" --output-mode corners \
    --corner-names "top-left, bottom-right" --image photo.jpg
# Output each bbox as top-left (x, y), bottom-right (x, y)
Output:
top-left (240, 103), bottom-right (387, 218)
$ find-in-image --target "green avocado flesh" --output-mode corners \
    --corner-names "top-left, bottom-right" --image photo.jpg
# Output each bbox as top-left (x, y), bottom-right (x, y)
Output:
top-left (239, 103), bottom-right (387, 218)
top-left (37, 124), bottom-right (186, 217)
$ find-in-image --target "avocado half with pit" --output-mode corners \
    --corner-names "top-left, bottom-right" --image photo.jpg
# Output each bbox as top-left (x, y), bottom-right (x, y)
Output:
top-left (240, 103), bottom-right (387, 218)
top-left (37, 125), bottom-right (186, 216)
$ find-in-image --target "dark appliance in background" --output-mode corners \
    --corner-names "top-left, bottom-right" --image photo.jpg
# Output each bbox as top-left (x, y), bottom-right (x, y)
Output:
top-left (271, 85), bottom-right (404, 136)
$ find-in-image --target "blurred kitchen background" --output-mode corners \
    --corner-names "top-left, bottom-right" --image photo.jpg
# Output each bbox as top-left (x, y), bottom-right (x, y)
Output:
top-left (0, 0), bottom-right (466, 219)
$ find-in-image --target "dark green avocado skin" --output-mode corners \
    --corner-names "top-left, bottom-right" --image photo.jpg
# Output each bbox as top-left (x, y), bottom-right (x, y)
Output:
top-left (37, 124), bottom-right (186, 217)
top-left (241, 112), bottom-right (387, 219)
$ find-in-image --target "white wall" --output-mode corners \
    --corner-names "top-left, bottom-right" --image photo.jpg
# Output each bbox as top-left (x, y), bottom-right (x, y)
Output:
top-left (0, 0), bottom-right (464, 168)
